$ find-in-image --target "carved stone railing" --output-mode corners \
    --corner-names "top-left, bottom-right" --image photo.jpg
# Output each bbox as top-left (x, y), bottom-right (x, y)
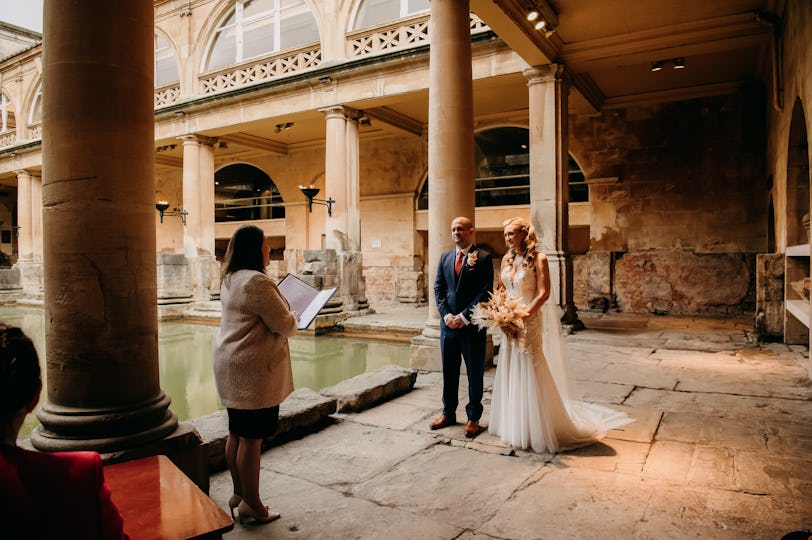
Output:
top-left (347, 13), bottom-right (489, 58)
top-left (0, 131), bottom-right (16, 148)
top-left (27, 123), bottom-right (42, 140)
top-left (199, 45), bottom-right (322, 95)
top-left (155, 83), bottom-right (181, 107)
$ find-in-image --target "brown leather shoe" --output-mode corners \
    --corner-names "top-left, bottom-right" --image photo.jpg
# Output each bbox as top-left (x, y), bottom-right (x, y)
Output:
top-left (430, 415), bottom-right (456, 430)
top-left (464, 420), bottom-right (480, 438)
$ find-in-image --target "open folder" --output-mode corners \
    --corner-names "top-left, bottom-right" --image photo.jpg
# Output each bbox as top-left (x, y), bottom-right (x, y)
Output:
top-left (277, 273), bottom-right (338, 330)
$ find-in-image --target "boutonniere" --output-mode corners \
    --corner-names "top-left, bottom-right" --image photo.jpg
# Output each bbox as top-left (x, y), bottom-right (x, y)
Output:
top-left (466, 250), bottom-right (478, 268)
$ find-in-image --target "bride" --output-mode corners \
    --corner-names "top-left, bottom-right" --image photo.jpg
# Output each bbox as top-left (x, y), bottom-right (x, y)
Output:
top-left (488, 217), bottom-right (633, 453)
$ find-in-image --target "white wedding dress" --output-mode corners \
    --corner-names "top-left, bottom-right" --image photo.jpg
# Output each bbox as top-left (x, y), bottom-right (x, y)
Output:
top-left (489, 256), bottom-right (634, 453)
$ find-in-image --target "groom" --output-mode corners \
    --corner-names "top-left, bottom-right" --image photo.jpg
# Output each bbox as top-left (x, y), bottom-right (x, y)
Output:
top-left (431, 216), bottom-right (493, 438)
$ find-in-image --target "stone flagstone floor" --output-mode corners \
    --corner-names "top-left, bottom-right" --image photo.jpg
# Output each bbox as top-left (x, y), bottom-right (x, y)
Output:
top-left (209, 311), bottom-right (812, 539)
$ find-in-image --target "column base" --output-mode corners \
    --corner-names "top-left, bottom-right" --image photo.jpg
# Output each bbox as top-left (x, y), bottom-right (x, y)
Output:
top-left (31, 391), bottom-right (178, 454)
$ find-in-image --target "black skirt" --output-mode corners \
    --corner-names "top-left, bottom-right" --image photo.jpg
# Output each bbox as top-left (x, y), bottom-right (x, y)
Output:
top-left (226, 405), bottom-right (280, 439)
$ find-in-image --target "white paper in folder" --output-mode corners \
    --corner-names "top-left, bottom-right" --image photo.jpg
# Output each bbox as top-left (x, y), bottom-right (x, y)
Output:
top-left (277, 274), bottom-right (337, 329)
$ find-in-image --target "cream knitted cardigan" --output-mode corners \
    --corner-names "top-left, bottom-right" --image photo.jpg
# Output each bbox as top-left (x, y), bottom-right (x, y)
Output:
top-left (213, 270), bottom-right (298, 410)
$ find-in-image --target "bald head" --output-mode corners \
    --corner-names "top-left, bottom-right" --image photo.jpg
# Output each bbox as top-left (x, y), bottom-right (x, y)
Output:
top-left (451, 216), bottom-right (474, 249)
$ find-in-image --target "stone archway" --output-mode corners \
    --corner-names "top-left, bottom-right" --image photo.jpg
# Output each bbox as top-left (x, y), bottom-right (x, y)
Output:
top-left (784, 98), bottom-right (810, 345)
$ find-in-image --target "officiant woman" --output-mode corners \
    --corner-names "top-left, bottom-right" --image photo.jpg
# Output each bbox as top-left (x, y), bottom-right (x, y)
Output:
top-left (214, 224), bottom-right (299, 525)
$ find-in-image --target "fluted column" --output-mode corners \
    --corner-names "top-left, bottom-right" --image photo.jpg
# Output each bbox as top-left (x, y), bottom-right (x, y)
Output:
top-left (424, 0), bottom-right (475, 336)
top-left (32, 0), bottom-right (177, 452)
top-left (525, 64), bottom-right (580, 326)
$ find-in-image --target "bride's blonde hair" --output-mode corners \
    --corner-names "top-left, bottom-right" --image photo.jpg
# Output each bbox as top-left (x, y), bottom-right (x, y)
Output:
top-left (503, 217), bottom-right (537, 269)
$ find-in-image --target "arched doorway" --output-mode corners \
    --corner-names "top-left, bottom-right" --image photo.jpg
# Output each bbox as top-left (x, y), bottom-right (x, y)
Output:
top-left (214, 163), bottom-right (285, 222)
top-left (784, 98), bottom-right (810, 345)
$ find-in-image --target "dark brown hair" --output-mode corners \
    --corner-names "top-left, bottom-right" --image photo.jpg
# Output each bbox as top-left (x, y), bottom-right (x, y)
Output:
top-left (221, 225), bottom-right (266, 281)
top-left (0, 324), bottom-right (40, 420)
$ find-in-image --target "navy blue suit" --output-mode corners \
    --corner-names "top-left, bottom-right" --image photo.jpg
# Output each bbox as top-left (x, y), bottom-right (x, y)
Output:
top-left (434, 246), bottom-right (493, 421)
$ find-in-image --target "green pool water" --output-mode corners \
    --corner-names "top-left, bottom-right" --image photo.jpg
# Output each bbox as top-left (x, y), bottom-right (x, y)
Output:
top-left (0, 307), bottom-right (410, 437)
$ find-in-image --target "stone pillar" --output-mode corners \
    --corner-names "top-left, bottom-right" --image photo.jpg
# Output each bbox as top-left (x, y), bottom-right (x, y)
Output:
top-left (321, 106), bottom-right (350, 251)
top-left (13, 169), bottom-right (41, 295)
top-left (31, 173), bottom-right (43, 264)
top-left (15, 169), bottom-right (33, 262)
top-left (179, 134), bottom-right (218, 302)
top-left (32, 0), bottom-right (178, 452)
top-left (318, 105), bottom-right (367, 314)
top-left (411, 0), bottom-right (475, 370)
top-left (525, 64), bottom-right (581, 328)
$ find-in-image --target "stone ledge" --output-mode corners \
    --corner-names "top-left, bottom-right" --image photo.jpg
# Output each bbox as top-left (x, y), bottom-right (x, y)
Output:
top-left (188, 388), bottom-right (337, 472)
top-left (320, 364), bottom-right (417, 413)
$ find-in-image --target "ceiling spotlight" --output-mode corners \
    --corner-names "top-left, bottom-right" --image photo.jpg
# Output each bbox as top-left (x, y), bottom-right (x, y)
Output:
top-left (534, 19), bottom-right (547, 30)
top-left (527, 10), bottom-right (539, 22)
top-left (673, 57), bottom-right (685, 69)
top-left (650, 61), bottom-right (664, 72)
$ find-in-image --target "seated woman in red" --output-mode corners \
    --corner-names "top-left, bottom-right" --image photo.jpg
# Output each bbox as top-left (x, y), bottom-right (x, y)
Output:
top-left (0, 324), bottom-right (129, 540)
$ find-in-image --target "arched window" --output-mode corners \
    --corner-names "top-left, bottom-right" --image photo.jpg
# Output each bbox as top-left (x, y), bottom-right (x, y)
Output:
top-left (28, 84), bottom-right (42, 125)
top-left (215, 163), bottom-right (285, 222)
top-left (155, 34), bottom-right (180, 86)
top-left (353, 0), bottom-right (430, 30)
top-left (0, 92), bottom-right (14, 133)
top-left (417, 126), bottom-right (586, 209)
top-left (205, 0), bottom-right (319, 72)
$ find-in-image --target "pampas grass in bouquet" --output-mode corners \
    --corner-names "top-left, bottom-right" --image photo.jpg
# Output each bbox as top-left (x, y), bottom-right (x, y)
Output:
top-left (471, 288), bottom-right (530, 337)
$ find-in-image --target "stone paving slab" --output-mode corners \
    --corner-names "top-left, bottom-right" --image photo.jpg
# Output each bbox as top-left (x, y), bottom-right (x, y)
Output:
top-left (351, 443), bottom-right (543, 531)
top-left (624, 387), bottom-right (812, 420)
top-left (261, 421), bottom-right (436, 487)
top-left (656, 411), bottom-right (768, 450)
top-left (478, 467), bottom-right (653, 539)
top-left (637, 483), bottom-right (811, 539)
top-left (209, 468), bottom-right (462, 539)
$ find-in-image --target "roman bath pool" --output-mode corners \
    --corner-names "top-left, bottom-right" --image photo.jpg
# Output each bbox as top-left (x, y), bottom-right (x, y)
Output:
top-left (0, 307), bottom-right (411, 437)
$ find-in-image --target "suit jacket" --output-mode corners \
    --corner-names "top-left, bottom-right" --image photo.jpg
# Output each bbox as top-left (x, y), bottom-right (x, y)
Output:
top-left (0, 445), bottom-right (129, 540)
top-left (434, 246), bottom-right (494, 333)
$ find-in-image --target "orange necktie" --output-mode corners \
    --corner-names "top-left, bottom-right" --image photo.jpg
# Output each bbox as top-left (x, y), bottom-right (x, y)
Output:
top-left (455, 251), bottom-right (464, 276)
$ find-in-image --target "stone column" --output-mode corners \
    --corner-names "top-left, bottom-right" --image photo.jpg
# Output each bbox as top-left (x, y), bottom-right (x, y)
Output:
top-left (411, 0), bottom-right (475, 370)
top-left (32, 0), bottom-right (178, 452)
top-left (321, 106), bottom-right (349, 252)
top-left (179, 134), bottom-right (218, 302)
top-left (31, 173), bottom-right (43, 264)
top-left (317, 105), bottom-right (366, 314)
top-left (525, 64), bottom-right (581, 328)
top-left (15, 169), bottom-right (33, 262)
top-left (13, 169), bottom-right (41, 295)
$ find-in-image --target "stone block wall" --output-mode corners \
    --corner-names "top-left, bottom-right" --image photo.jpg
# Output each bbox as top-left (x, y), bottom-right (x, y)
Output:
top-left (569, 91), bottom-right (767, 315)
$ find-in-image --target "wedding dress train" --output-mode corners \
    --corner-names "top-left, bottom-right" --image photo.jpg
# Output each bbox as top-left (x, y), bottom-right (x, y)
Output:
top-left (488, 258), bottom-right (633, 453)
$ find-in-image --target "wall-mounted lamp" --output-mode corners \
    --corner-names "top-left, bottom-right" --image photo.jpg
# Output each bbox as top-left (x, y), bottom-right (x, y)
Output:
top-left (299, 185), bottom-right (335, 217)
top-left (156, 200), bottom-right (188, 225)
top-left (274, 122), bottom-right (294, 133)
top-left (651, 57), bottom-right (685, 72)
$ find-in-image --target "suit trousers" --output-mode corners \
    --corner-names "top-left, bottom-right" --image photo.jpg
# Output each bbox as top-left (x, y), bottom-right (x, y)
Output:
top-left (440, 324), bottom-right (486, 421)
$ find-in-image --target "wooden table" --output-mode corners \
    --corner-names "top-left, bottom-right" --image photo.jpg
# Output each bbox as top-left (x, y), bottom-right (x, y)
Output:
top-left (104, 455), bottom-right (234, 540)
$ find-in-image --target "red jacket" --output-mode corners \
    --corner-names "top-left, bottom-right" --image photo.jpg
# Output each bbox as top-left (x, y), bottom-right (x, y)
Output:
top-left (0, 445), bottom-right (129, 540)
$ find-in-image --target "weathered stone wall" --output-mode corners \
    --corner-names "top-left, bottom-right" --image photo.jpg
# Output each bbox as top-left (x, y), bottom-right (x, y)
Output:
top-left (570, 92), bottom-right (767, 314)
